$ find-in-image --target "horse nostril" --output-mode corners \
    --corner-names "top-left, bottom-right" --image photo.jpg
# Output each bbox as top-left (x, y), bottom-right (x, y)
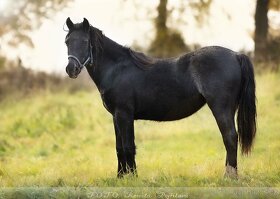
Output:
top-left (66, 67), bottom-right (69, 74)
top-left (74, 66), bottom-right (79, 73)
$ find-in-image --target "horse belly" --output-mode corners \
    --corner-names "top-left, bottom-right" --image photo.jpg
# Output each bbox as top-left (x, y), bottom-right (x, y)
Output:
top-left (134, 93), bottom-right (206, 121)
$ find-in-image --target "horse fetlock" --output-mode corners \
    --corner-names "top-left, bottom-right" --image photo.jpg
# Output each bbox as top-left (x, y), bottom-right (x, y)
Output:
top-left (224, 165), bottom-right (238, 179)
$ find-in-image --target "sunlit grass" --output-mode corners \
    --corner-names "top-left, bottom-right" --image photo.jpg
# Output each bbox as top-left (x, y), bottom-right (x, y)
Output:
top-left (0, 72), bottom-right (279, 189)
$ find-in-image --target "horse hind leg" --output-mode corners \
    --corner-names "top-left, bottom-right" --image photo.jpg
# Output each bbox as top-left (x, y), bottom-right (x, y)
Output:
top-left (207, 100), bottom-right (238, 179)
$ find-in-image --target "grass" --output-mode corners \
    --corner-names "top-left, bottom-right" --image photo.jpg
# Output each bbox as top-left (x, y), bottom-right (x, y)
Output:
top-left (0, 72), bottom-right (280, 197)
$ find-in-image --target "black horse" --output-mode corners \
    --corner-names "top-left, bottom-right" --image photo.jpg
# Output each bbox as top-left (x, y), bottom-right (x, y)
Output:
top-left (65, 18), bottom-right (256, 178)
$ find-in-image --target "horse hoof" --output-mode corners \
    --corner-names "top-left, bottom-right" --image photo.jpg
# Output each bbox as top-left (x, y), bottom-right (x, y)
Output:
top-left (224, 165), bottom-right (238, 179)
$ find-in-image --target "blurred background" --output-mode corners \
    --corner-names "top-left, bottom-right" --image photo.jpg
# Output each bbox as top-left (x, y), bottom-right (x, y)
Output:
top-left (0, 0), bottom-right (279, 98)
top-left (0, 0), bottom-right (279, 96)
top-left (0, 0), bottom-right (280, 189)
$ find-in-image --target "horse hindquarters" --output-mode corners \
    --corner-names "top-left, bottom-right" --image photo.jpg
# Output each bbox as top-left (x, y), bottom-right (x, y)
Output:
top-left (193, 51), bottom-right (256, 178)
top-left (190, 48), bottom-right (247, 178)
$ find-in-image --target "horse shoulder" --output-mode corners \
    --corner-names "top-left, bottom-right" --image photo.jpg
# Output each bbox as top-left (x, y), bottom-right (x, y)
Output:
top-left (100, 75), bottom-right (135, 115)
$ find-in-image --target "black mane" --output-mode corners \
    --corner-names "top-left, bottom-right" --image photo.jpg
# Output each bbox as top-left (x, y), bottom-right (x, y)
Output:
top-left (128, 49), bottom-right (157, 69)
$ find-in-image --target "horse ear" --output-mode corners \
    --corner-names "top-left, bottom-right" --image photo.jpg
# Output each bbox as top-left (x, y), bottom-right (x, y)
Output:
top-left (83, 18), bottom-right (90, 32)
top-left (66, 17), bottom-right (74, 30)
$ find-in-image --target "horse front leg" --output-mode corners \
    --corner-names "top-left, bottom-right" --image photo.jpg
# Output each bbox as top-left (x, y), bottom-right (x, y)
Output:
top-left (114, 109), bottom-right (137, 177)
top-left (113, 118), bottom-right (127, 178)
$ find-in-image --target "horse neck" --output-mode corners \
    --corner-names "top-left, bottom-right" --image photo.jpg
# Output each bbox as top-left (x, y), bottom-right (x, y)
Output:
top-left (103, 36), bottom-right (128, 62)
top-left (86, 35), bottom-right (128, 89)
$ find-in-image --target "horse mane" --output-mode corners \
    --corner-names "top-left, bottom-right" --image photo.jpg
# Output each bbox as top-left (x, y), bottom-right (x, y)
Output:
top-left (89, 26), bottom-right (104, 66)
top-left (128, 49), bottom-right (157, 69)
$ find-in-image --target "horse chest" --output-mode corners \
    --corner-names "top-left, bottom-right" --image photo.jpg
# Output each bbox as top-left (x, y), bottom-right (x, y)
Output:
top-left (100, 91), bottom-right (114, 114)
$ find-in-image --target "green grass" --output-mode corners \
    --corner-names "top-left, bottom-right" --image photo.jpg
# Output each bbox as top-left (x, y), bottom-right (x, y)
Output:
top-left (0, 73), bottom-right (280, 197)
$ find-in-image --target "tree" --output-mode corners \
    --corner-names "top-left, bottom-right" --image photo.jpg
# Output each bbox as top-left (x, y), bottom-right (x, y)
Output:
top-left (148, 0), bottom-right (187, 57)
top-left (254, 0), bottom-right (269, 61)
top-left (0, 0), bottom-right (72, 48)
top-left (254, 0), bottom-right (280, 63)
top-left (148, 0), bottom-right (212, 57)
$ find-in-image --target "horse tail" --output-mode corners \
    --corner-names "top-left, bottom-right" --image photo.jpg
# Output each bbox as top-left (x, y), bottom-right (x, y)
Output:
top-left (236, 54), bottom-right (257, 155)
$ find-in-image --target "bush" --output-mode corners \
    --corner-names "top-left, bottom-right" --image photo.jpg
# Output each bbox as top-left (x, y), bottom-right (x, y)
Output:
top-left (0, 65), bottom-right (93, 100)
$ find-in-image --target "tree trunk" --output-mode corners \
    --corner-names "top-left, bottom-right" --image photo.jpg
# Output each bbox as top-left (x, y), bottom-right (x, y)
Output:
top-left (148, 0), bottom-right (188, 57)
top-left (254, 0), bottom-right (269, 61)
top-left (156, 0), bottom-right (168, 33)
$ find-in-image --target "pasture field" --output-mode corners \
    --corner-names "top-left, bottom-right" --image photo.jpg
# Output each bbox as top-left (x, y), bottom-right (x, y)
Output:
top-left (0, 72), bottom-right (279, 198)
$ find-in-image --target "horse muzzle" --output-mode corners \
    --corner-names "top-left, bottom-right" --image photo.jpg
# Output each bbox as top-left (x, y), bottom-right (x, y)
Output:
top-left (66, 62), bottom-right (81, 79)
